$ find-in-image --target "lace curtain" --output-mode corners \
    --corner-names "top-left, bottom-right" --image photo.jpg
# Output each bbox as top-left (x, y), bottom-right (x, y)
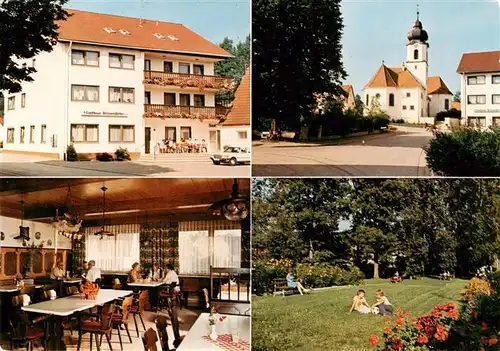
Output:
top-left (85, 232), bottom-right (140, 271)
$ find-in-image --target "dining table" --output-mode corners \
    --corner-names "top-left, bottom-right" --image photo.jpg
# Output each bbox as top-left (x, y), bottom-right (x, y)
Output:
top-left (177, 313), bottom-right (250, 351)
top-left (21, 289), bottom-right (133, 350)
top-left (127, 280), bottom-right (165, 311)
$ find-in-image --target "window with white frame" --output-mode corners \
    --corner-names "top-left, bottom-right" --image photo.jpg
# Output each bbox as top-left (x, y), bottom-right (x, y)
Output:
top-left (406, 92), bottom-right (411, 97)
top-left (402, 105), bottom-right (407, 110)
top-left (493, 117), bottom-right (500, 128)
top-left (467, 75), bottom-right (486, 85)
top-left (109, 125), bottom-right (135, 142)
top-left (71, 50), bottom-right (99, 66)
top-left (30, 125), bottom-right (35, 143)
top-left (109, 53), bottom-right (135, 69)
top-left (468, 117), bottom-right (486, 128)
top-left (109, 87), bottom-right (134, 103)
top-left (492, 95), bottom-right (500, 104)
top-left (86, 232), bottom-right (140, 271)
top-left (71, 85), bottom-right (99, 102)
top-left (410, 105), bottom-right (415, 110)
top-left (21, 93), bottom-right (26, 108)
top-left (71, 124), bottom-right (99, 142)
top-left (20, 127), bottom-right (25, 144)
top-left (467, 95), bottom-right (486, 105)
top-left (179, 63), bottom-right (190, 74)
top-left (178, 223), bottom-right (241, 275)
top-left (238, 131), bottom-right (248, 139)
top-left (493, 75), bottom-right (500, 84)
top-left (7, 96), bottom-right (15, 110)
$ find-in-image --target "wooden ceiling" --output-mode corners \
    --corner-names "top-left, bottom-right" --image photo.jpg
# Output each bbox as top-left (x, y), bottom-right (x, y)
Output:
top-left (0, 178), bottom-right (250, 224)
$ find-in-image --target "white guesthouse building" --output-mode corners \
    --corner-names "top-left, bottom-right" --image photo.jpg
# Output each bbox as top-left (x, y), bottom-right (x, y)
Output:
top-left (3, 9), bottom-right (234, 159)
top-left (457, 51), bottom-right (500, 129)
top-left (363, 12), bottom-right (453, 123)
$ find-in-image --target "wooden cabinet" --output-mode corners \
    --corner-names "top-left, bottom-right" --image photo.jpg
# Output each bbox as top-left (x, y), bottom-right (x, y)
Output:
top-left (0, 247), bottom-right (70, 279)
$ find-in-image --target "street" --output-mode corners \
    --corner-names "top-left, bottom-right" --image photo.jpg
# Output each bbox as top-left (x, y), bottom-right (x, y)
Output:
top-left (0, 153), bottom-right (251, 177)
top-left (252, 126), bottom-right (433, 177)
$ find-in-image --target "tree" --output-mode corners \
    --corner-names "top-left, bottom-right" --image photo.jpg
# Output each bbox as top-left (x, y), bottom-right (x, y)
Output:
top-left (253, 0), bottom-right (347, 131)
top-left (453, 91), bottom-right (461, 102)
top-left (0, 0), bottom-right (69, 93)
top-left (354, 94), bottom-right (364, 115)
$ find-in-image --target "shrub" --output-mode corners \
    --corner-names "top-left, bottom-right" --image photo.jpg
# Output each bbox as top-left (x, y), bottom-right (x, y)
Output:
top-left (463, 278), bottom-right (492, 299)
top-left (115, 147), bottom-right (131, 161)
top-left (426, 128), bottom-right (500, 176)
top-left (252, 258), bottom-right (294, 295)
top-left (340, 265), bottom-right (365, 285)
top-left (96, 152), bottom-right (114, 162)
top-left (392, 118), bottom-right (405, 124)
top-left (370, 304), bottom-right (459, 351)
top-left (66, 143), bottom-right (78, 161)
top-left (296, 262), bottom-right (343, 287)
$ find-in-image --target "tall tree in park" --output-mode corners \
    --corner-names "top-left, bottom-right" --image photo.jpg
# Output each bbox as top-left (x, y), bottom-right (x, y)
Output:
top-left (0, 0), bottom-right (69, 93)
top-left (252, 0), bottom-right (347, 131)
top-left (353, 94), bottom-right (365, 115)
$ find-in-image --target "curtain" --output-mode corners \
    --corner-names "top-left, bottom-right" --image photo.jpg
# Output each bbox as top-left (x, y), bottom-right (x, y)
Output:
top-left (122, 88), bottom-right (134, 103)
top-left (86, 52), bottom-right (99, 66)
top-left (72, 125), bottom-right (84, 142)
top-left (72, 86), bottom-right (85, 101)
top-left (86, 86), bottom-right (99, 101)
top-left (214, 229), bottom-right (241, 268)
top-left (109, 55), bottom-right (121, 68)
top-left (179, 64), bottom-right (190, 74)
top-left (109, 87), bottom-right (121, 102)
top-left (109, 126), bottom-right (121, 142)
top-left (140, 222), bottom-right (179, 274)
top-left (179, 230), bottom-right (209, 274)
top-left (86, 125), bottom-right (98, 142)
top-left (122, 55), bottom-right (134, 69)
top-left (122, 126), bottom-right (134, 142)
top-left (85, 232), bottom-right (140, 271)
top-left (71, 51), bottom-right (84, 65)
top-left (7, 129), bottom-right (13, 143)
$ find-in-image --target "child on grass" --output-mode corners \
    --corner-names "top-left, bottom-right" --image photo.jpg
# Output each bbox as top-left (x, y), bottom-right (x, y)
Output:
top-left (372, 289), bottom-right (394, 316)
top-left (349, 289), bottom-right (371, 314)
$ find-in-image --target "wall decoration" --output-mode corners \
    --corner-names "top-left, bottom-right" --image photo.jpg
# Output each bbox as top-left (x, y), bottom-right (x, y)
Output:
top-left (0, 232), bottom-right (4, 240)
top-left (47, 239), bottom-right (52, 246)
top-left (35, 232), bottom-right (41, 240)
top-left (140, 221), bottom-right (179, 273)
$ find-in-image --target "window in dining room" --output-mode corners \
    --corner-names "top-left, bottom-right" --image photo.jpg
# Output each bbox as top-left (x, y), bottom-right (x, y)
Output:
top-left (85, 230), bottom-right (140, 271)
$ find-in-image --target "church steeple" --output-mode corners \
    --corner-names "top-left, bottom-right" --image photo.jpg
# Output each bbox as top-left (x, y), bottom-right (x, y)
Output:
top-left (405, 6), bottom-right (429, 88)
top-left (407, 5), bottom-right (429, 45)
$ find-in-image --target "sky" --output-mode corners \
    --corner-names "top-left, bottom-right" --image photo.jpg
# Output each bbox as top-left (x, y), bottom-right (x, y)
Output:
top-left (66, 0), bottom-right (250, 45)
top-left (341, 0), bottom-right (500, 95)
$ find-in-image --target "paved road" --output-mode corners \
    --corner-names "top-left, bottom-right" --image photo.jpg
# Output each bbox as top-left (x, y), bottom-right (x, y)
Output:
top-left (252, 126), bottom-right (433, 177)
top-left (0, 153), bottom-right (250, 177)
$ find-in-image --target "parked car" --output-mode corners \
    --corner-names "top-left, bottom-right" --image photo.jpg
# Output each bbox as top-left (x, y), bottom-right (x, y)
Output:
top-left (210, 146), bottom-right (251, 166)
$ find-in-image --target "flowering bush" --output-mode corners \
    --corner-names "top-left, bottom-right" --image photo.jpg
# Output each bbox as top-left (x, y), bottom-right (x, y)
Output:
top-left (462, 277), bottom-right (493, 299)
top-left (252, 258), bottom-right (294, 295)
top-left (369, 304), bottom-right (459, 350)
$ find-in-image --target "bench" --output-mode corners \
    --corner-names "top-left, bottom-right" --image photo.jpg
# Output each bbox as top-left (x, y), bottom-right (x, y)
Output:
top-left (272, 278), bottom-right (296, 297)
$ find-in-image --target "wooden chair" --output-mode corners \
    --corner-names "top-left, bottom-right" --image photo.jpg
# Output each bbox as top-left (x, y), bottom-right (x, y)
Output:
top-left (9, 297), bottom-right (48, 351)
top-left (210, 266), bottom-right (251, 316)
top-left (77, 303), bottom-right (114, 351)
top-left (110, 296), bottom-right (133, 350)
top-left (129, 290), bottom-right (148, 337)
top-left (66, 285), bottom-right (80, 295)
top-left (142, 328), bottom-right (158, 351)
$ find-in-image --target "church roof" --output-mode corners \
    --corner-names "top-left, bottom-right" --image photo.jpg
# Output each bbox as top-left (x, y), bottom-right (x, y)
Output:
top-left (364, 64), bottom-right (423, 90)
top-left (451, 101), bottom-right (460, 111)
top-left (427, 76), bottom-right (452, 95)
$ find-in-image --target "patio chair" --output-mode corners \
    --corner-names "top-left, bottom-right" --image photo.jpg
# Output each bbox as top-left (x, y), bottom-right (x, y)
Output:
top-left (77, 303), bottom-right (114, 351)
top-left (129, 290), bottom-right (148, 337)
top-left (110, 296), bottom-right (133, 350)
top-left (209, 266), bottom-right (251, 316)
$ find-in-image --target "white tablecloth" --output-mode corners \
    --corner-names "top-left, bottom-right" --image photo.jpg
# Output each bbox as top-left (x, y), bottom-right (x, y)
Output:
top-left (22, 289), bottom-right (133, 316)
top-left (127, 281), bottom-right (165, 287)
top-left (177, 313), bottom-right (250, 350)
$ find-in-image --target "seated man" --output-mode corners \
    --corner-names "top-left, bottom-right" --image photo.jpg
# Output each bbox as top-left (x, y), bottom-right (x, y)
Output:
top-left (163, 264), bottom-right (180, 292)
top-left (286, 271), bottom-right (307, 295)
top-left (50, 261), bottom-right (66, 280)
top-left (85, 260), bottom-right (101, 283)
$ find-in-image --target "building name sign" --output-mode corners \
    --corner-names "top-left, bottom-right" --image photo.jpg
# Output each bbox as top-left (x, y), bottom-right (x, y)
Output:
top-left (474, 109), bottom-right (500, 113)
top-left (82, 111), bottom-right (128, 117)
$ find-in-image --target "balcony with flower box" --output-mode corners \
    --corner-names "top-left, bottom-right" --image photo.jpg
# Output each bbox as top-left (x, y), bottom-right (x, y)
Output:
top-left (143, 71), bottom-right (233, 92)
top-left (144, 104), bottom-right (230, 121)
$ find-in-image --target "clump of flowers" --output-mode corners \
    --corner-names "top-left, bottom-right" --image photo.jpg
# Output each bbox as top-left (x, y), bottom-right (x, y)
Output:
top-left (369, 304), bottom-right (459, 350)
top-left (462, 277), bottom-right (492, 299)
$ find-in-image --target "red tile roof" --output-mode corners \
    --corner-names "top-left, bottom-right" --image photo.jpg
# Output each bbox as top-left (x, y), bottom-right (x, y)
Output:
top-left (341, 85), bottom-right (354, 97)
top-left (427, 76), bottom-right (452, 95)
top-left (451, 101), bottom-right (460, 110)
top-left (222, 68), bottom-right (250, 126)
top-left (57, 9), bottom-right (231, 58)
top-left (456, 51), bottom-right (500, 74)
top-left (365, 65), bottom-right (423, 89)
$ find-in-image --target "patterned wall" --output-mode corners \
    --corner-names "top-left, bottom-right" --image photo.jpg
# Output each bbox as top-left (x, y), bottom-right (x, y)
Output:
top-left (140, 222), bottom-right (179, 272)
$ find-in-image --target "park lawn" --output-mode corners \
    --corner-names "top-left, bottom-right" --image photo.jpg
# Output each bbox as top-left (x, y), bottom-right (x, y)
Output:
top-left (252, 278), bottom-right (467, 351)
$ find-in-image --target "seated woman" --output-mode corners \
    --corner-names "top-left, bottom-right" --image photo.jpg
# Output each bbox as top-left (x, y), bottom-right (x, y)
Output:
top-left (286, 271), bottom-right (306, 295)
top-left (127, 262), bottom-right (142, 283)
top-left (149, 262), bottom-right (162, 281)
top-left (372, 289), bottom-right (394, 316)
top-left (349, 289), bottom-right (371, 314)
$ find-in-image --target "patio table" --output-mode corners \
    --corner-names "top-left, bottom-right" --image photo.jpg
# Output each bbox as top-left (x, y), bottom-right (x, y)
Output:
top-left (21, 289), bottom-right (133, 350)
top-left (127, 281), bottom-right (165, 311)
top-left (177, 313), bottom-right (250, 351)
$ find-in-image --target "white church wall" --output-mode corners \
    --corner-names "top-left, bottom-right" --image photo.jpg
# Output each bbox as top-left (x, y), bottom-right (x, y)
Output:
top-left (429, 94), bottom-right (452, 117)
top-left (399, 88), bottom-right (421, 123)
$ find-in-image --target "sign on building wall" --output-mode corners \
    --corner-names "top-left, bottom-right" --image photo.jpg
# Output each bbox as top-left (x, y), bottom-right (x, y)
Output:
top-left (82, 111), bottom-right (128, 117)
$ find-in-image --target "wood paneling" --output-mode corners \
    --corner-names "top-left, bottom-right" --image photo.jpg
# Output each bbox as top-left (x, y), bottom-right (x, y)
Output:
top-left (4, 251), bottom-right (16, 275)
top-left (0, 248), bottom-right (69, 279)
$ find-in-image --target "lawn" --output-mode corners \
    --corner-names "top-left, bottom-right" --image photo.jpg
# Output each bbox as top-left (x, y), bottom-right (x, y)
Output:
top-left (252, 278), bottom-right (467, 351)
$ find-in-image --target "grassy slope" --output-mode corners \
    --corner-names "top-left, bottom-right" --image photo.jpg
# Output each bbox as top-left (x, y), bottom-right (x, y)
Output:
top-left (252, 278), bottom-right (466, 351)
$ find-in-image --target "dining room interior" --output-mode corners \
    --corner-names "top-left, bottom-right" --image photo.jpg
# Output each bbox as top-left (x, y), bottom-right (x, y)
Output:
top-left (0, 177), bottom-right (251, 351)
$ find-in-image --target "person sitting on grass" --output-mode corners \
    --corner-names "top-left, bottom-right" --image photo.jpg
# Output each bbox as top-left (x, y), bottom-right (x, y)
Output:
top-left (372, 289), bottom-right (394, 316)
top-left (286, 271), bottom-right (307, 295)
top-left (349, 289), bottom-right (371, 314)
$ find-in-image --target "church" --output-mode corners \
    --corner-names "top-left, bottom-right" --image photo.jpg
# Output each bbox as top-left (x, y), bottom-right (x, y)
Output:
top-left (363, 12), bottom-right (453, 124)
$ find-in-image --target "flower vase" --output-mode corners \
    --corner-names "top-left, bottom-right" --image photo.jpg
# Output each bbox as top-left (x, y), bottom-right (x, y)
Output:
top-left (209, 325), bottom-right (218, 341)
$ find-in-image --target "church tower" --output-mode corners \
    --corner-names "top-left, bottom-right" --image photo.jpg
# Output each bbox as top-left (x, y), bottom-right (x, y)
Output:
top-left (405, 8), bottom-right (429, 88)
